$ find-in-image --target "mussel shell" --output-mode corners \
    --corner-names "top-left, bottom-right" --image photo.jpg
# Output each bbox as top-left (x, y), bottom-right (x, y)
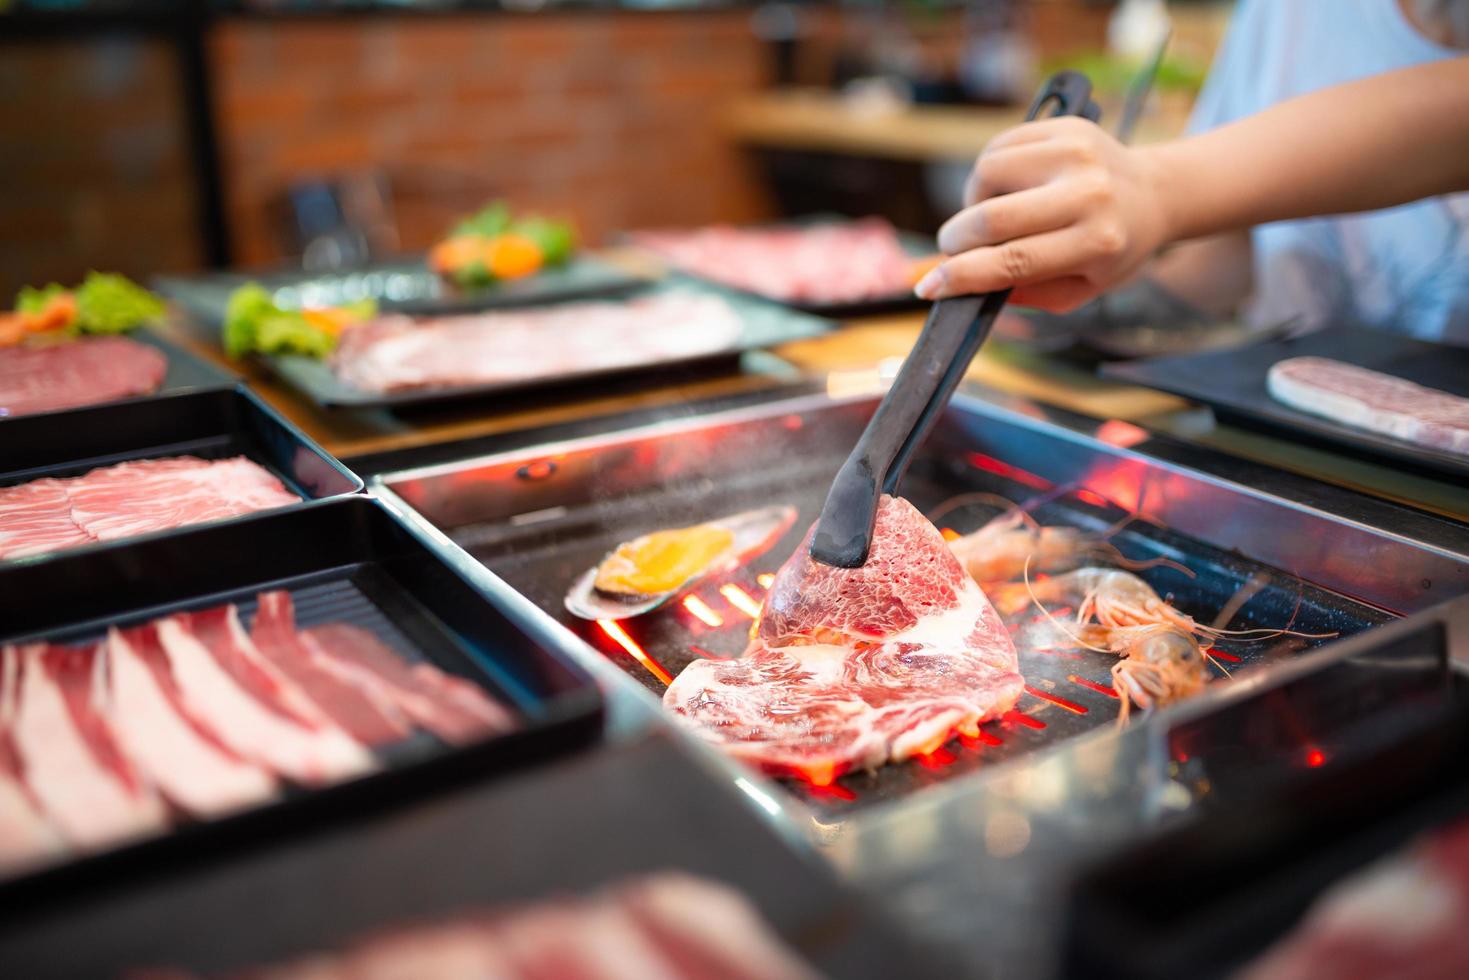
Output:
top-left (564, 504), bottom-right (797, 621)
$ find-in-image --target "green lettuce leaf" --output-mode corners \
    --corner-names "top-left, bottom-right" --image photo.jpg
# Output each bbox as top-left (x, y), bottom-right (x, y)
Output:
top-left (74, 272), bottom-right (165, 334)
top-left (15, 283), bottom-right (70, 315)
top-left (452, 201), bottom-right (513, 239)
top-left (255, 313), bottom-right (335, 358)
top-left (223, 282), bottom-right (277, 358)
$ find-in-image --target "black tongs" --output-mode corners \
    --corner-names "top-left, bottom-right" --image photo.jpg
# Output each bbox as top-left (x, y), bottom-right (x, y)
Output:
top-left (809, 72), bottom-right (1101, 568)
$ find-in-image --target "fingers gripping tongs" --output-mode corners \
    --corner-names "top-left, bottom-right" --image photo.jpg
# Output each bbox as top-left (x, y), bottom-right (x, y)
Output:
top-left (808, 72), bottom-right (1100, 568)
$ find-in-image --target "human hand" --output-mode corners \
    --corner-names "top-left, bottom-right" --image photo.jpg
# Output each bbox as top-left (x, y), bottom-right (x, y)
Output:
top-left (915, 117), bottom-right (1171, 311)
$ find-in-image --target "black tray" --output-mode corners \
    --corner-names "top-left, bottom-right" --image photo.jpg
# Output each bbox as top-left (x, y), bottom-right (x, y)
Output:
top-left (0, 731), bottom-right (950, 980)
top-left (155, 253), bottom-right (652, 322)
top-left (248, 280), bottom-right (832, 410)
top-left (632, 219), bottom-right (935, 318)
top-left (0, 385), bottom-right (362, 564)
top-left (0, 329), bottom-right (234, 422)
top-left (1103, 327), bottom-right (1469, 481)
top-left (1063, 598), bottom-right (1469, 980)
top-left (0, 496), bottom-right (604, 910)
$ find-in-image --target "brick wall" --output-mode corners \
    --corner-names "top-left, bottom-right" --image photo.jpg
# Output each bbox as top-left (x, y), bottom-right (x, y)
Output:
top-left (212, 12), bottom-right (776, 267)
top-left (0, 36), bottom-right (200, 299)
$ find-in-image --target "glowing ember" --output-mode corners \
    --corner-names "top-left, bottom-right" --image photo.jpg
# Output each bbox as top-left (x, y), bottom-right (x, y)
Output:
top-left (1003, 710), bottom-right (1046, 730)
top-left (681, 595), bottom-right (724, 628)
top-left (917, 746), bottom-right (958, 768)
top-left (718, 583), bottom-right (763, 619)
top-left (595, 619), bottom-right (673, 686)
top-left (939, 527), bottom-right (961, 542)
top-left (1074, 489), bottom-right (1109, 508)
top-left (966, 451), bottom-right (1052, 490)
top-left (1305, 748), bottom-right (1327, 768)
top-left (1024, 685), bottom-right (1088, 715)
top-left (756, 573), bottom-right (776, 590)
top-left (1068, 674), bottom-right (1120, 698)
top-left (1207, 648), bottom-right (1242, 663)
top-left (689, 644), bottom-right (731, 661)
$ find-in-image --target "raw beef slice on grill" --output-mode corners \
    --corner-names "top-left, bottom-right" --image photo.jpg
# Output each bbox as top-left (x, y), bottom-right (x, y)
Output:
top-left (664, 494), bottom-right (1023, 781)
top-left (1267, 356), bottom-right (1469, 456)
top-left (0, 335), bottom-right (167, 418)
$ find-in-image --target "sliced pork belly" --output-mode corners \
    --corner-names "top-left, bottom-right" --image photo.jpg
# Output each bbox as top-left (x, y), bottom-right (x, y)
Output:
top-left (68, 456), bottom-right (298, 543)
top-left (103, 625), bottom-right (277, 817)
top-left (7, 643), bottom-right (167, 847)
top-left (154, 614), bottom-right (374, 785)
top-left (301, 623), bottom-right (513, 745)
top-left (0, 478), bottom-right (94, 559)
top-left (665, 495), bottom-right (1023, 781)
top-left (250, 592), bottom-right (414, 746)
top-left (0, 653), bottom-right (63, 868)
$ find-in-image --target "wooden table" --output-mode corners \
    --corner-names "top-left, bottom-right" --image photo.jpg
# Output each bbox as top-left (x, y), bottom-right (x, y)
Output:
top-left (724, 89), bottom-right (1189, 163)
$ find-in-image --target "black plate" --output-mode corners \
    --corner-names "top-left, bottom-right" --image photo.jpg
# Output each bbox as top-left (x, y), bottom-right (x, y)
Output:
top-left (155, 253), bottom-right (652, 322)
top-left (249, 281), bottom-right (832, 410)
top-left (630, 219), bottom-right (936, 318)
top-left (1063, 599), bottom-right (1469, 980)
top-left (1103, 327), bottom-right (1469, 481)
top-left (0, 329), bottom-right (234, 422)
top-left (0, 385), bottom-right (362, 564)
top-left (0, 731), bottom-right (952, 980)
top-left (0, 496), bottom-right (604, 907)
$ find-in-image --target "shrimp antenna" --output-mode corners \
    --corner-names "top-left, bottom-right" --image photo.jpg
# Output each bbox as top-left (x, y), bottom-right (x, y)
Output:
top-left (1024, 556), bottom-right (1112, 654)
top-left (1091, 542), bottom-right (1195, 578)
top-left (1197, 625), bottom-right (1339, 641)
top-left (1201, 646), bottom-right (1233, 677)
top-left (927, 491), bottom-right (1029, 526)
top-left (1211, 572), bottom-right (1270, 632)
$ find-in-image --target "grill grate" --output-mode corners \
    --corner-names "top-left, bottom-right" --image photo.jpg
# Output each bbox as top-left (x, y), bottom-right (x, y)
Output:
top-left (453, 445), bottom-right (1390, 816)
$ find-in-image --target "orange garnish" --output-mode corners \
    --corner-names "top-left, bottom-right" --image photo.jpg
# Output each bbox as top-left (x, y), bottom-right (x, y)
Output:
top-left (21, 293), bottom-right (78, 334)
top-left (483, 234), bottom-right (544, 280)
top-left (0, 312), bottom-right (27, 347)
top-left (427, 235), bottom-right (484, 275)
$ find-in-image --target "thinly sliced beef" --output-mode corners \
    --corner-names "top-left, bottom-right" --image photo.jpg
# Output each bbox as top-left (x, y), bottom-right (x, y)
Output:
top-left (329, 292), bottom-right (744, 395)
top-left (1267, 356), bottom-right (1469, 456)
top-left (103, 625), bottom-right (277, 817)
top-left (0, 478), bottom-right (94, 558)
top-left (250, 592), bottom-right (413, 746)
top-left (664, 495), bottom-right (1023, 781)
top-left (0, 456), bottom-right (299, 560)
top-left (68, 456), bottom-right (299, 542)
top-left (302, 623), bottom-right (513, 745)
top-left (630, 219), bottom-right (915, 304)
top-left (7, 643), bottom-right (167, 847)
top-left (155, 615), bottom-right (374, 785)
top-left (149, 874), bottom-right (816, 980)
top-left (0, 335), bottom-right (167, 418)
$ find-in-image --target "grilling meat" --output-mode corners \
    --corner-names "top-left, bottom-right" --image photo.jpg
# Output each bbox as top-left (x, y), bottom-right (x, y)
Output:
top-left (0, 336), bottom-right (166, 418)
top-left (664, 495), bottom-right (1023, 782)
top-left (1267, 356), bottom-right (1469, 456)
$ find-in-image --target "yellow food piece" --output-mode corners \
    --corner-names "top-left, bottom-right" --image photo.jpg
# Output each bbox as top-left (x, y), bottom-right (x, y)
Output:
top-left (595, 524), bottom-right (735, 597)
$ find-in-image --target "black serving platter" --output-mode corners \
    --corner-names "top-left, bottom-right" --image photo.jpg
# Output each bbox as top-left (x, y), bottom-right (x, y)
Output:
top-left (1063, 597), bottom-right (1469, 980)
top-left (0, 385), bottom-right (362, 564)
top-left (155, 253), bottom-right (652, 323)
top-left (241, 280), bottom-right (832, 411)
top-left (630, 218), bottom-right (937, 318)
top-left (0, 496), bottom-right (604, 910)
top-left (1103, 326), bottom-right (1469, 481)
top-left (0, 329), bottom-right (234, 421)
top-left (0, 731), bottom-right (950, 980)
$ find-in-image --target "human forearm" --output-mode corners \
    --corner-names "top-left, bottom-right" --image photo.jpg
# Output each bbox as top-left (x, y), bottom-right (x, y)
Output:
top-left (1147, 57), bottom-right (1469, 242)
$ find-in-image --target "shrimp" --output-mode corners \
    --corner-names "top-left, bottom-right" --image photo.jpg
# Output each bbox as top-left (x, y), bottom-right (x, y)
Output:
top-left (1091, 625), bottom-right (1210, 724)
top-left (994, 567), bottom-right (1199, 633)
top-left (935, 493), bottom-right (1184, 586)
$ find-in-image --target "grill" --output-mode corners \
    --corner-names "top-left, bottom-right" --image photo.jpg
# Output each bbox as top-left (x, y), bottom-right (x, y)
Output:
top-left (378, 391), bottom-right (1468, 819)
